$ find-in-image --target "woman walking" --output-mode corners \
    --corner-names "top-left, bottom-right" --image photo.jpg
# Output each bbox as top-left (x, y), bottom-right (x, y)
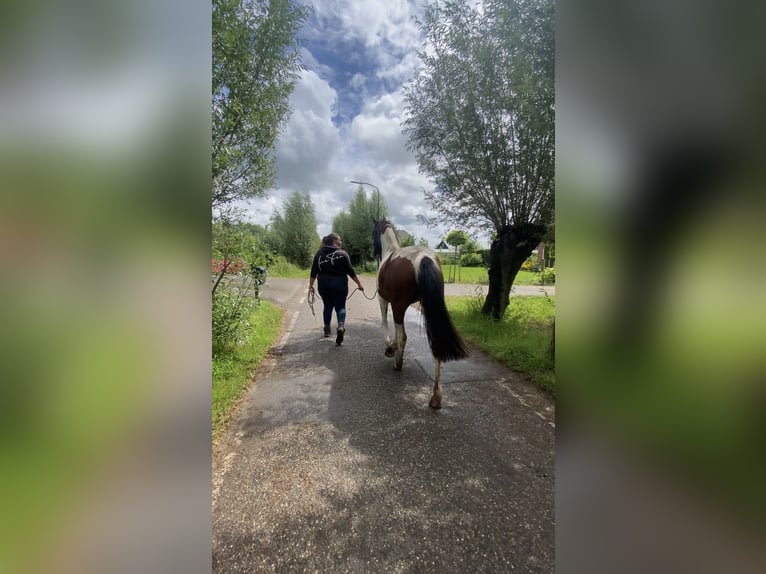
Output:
top-left (309, 233), bottom-right (364, 345)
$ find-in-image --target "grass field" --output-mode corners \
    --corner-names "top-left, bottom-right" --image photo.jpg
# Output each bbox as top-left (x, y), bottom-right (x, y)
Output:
top-left (447, 293), bottom-right (555, 393)
top-left (268, 260), bottom-right (552, 286)
top-left (439, 265), bottom-right (551, 286)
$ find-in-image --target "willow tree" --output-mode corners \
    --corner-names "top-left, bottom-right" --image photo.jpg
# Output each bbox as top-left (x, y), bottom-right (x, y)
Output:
top-left (403, 0), bottom-right (554, 319)
top-left (212, 0), bottom-right (309, 212)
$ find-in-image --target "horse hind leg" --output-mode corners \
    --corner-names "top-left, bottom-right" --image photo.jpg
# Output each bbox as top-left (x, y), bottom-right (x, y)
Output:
top-left (393, 322), bottom-right (407, 371)
top-left (429, 359), bottom-right (442, 409)
top-left (379, 297), bottom-right (395, 357)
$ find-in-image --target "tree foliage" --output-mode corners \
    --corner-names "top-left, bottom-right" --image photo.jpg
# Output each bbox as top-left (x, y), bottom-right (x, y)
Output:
top-left (445, 229), bottom-right (470, 249)
top-left (332, 186), bottom-right (389, 267)
top-left (402, 0), bottom-right (554, 318)
top-left (212, 0), bottom-right (309, 211)
top-left (270, 191), bottom-right (319, 268)
top-left (403, 0), bottom-right (554, 233)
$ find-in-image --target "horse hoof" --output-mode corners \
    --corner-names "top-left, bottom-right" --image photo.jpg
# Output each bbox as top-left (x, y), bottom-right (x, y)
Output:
top-left (429, 398), bottom-right (442, 409)
top-left (384, 348), bottom-right (394, 357)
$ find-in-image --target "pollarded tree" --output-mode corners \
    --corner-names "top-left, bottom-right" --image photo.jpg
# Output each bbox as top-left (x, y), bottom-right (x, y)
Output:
top-left (445, 229), bottom-right (469, 263)
top-left (403, 0), bottom-right (554, 319)
top-left (212, 0), bottom-right (309, 211)
top-left (445, 229), bottom-right (470, 282)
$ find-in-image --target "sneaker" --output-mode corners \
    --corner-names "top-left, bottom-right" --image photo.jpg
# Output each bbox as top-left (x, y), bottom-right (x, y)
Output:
top-left (335, 326), bottom-right (345, 346)
top-left (323, 326), bottom-right (331, 337)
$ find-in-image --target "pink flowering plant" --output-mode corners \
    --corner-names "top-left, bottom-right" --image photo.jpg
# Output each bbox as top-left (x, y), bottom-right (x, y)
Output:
top-left (211, 257), bottom-right (246, 275)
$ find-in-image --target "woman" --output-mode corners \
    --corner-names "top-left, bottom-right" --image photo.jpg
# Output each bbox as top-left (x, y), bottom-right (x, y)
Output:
top-left (309, 233), bottom-right (364, 345)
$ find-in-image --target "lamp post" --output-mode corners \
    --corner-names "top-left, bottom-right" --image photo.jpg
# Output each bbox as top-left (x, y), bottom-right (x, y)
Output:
top-left (349, 179), bottom-right (380, 220)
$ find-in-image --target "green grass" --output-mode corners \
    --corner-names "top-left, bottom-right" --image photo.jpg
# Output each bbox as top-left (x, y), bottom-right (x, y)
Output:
top-left (269, 261), bottom-right (551, 286)
top-left (212, 300), bottom-right (284, 440)
top-left (265, 257), bottom-right (306, 278)
top-left (439, 265), bottom-right (553, 286)
top-left (447, 294), bottom-right (555, 393)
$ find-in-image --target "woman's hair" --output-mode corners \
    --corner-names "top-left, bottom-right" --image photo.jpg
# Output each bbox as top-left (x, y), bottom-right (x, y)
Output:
top-left (323, 232), bottom-right (340, 246)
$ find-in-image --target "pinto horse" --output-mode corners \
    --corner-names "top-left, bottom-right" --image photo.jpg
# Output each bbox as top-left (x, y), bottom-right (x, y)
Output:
top-left (372, 218), bottom-right (469, 409)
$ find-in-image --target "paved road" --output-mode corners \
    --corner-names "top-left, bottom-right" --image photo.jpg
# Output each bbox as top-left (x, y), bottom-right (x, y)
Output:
top-left (213, 277), bottom-right (555, 573)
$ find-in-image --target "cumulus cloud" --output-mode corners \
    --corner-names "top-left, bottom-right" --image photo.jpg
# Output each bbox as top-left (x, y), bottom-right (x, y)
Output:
top-left (348, 91), bottom-right (413, 166)
top-left (273, 70), bottom-right (342, 190)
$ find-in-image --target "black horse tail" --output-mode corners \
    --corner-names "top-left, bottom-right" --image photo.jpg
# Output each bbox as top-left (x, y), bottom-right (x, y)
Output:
top-left (418, 257), bottom-right (470, 362)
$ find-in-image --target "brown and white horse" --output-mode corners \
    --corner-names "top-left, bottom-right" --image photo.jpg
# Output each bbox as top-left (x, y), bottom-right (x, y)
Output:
top-left (373, 218), bottom-right (469, 408)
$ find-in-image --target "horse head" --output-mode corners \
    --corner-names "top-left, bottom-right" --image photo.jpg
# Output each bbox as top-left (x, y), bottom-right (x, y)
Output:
top-left (372, 217), bottom-right (392, 261)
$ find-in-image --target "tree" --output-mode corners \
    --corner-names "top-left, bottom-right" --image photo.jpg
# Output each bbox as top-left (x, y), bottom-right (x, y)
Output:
top-left (403, 0), bottom-right (554, 319)
top-left (332, 186), bottom-right (389, 267)
top-left (212, 0), bottom-right (309, 211)
top-left (445, 229), bottom-right (470, 282)
top-left (398, 232), bottom-right (415, 248)
top-left (270, 191), bottom-right (319, 268)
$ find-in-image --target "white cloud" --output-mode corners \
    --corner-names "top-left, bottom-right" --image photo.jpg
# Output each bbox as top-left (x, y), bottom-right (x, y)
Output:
top-left (288, 69), bottom-right (338, 121)
top-left (349, 91), bottom-right (412, 166)
top-left (273, 70), bottom-right (342, 190)
top-left (304, 0), bottom-right (423, 71)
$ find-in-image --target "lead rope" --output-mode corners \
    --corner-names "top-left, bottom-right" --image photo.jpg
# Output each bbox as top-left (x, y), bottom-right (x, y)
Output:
top-left (308, 286), bottom-right (377, 318)
top-left (348, 287), bottom-right (378, 301)
top-left (307, 288), bottom-right (316, 316)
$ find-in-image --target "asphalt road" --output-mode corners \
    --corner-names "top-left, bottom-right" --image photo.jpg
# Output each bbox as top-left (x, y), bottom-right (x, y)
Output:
top-left (212, 277), bottom-right (555, 573)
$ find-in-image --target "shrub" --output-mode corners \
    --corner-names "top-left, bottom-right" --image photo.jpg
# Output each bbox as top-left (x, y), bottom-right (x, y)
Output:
top-left (459, 252), bottom-right (484, 267)
top-left (212, 257), bottom-right (246, 274)
top-left (212, 283), bottom-right (257, 354)
top-left (267, 255), bottom-right (304, 277)
top-left (539, 267), bottom-right (555, 284)
top-left (521, 255), bottom-right (539, 271)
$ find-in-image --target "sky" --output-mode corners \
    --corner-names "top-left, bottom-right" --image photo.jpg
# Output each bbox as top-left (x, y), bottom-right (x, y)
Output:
top-left (240, 0), bottom-right (476, 248)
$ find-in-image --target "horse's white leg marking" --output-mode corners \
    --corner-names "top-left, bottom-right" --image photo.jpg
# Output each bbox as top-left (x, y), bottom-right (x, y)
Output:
top-left (394, 322), bottom-right (407, 370)
top-left (379, 297), bottom-right (394, 357)
top-left (429, 359), bottom-right (442, 409)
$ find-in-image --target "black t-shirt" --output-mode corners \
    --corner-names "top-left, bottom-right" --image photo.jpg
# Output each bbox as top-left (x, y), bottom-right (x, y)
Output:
top-left (310, 246), bottom-right (357, 279)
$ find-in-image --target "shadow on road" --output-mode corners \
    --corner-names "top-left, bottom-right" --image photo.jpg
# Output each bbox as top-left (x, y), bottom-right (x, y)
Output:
top-left (213, 308), bottom-right (554, 572)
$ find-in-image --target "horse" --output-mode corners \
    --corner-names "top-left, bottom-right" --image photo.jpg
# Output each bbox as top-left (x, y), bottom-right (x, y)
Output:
top-left (372, 217), bottom-right (469, 409)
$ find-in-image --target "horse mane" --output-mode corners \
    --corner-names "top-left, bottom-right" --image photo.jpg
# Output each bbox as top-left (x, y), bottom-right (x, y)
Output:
top-left (374, 218), bottom-right (398, 260)
top-left (378, 217), bottom-right (394, 232)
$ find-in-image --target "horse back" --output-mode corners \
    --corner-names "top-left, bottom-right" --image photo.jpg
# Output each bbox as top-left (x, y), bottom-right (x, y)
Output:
top-left (378, 255), bottom-right (419, 317)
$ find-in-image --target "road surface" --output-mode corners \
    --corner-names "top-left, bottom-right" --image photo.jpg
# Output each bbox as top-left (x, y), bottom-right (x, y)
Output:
top-left (213, 277), bottom-right (555, 573)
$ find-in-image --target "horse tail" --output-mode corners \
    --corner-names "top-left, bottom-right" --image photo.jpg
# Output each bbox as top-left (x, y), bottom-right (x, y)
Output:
top-left (418, 257), bottom-right (470, 362)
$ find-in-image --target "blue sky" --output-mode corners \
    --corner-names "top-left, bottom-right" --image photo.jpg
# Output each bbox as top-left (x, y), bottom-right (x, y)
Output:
top-left (241, 0), bottom-right (480, 248)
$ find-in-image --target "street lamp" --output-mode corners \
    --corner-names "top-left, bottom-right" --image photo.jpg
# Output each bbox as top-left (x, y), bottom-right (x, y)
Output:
top-left (349, 179), bottom-right (380, 220)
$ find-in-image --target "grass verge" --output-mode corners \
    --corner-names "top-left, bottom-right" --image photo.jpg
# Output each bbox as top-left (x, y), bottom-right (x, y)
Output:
top-left (270, 262), bottom-right (551, 287)
top-left (212, 300), bottom-right (284, 441)
top-left (447, 293), bottom-right (555, 394)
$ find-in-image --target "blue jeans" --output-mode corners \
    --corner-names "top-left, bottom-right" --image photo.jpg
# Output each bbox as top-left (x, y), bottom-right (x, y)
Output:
top-left (317, 275), bottom-right (348, 328)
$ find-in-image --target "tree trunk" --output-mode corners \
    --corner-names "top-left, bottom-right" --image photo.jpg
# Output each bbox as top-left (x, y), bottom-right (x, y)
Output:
top-left (482, 224), bottom-right (547, 320)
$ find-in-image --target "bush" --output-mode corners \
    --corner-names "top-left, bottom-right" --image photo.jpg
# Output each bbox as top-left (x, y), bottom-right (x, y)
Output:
top-left (459, 252), bottom-right (484, 267)
top-left (521, 255), bottom-right (539, 271)
top-left (267, 255), bottom-right (305, 277)
top-left (212, 257), bottom-right (246, 274)
top-left (361, 260), bottom-right (379, 273)
top-left (212, 283), bottom-right (257, 354)
top-left (539, 267), bottom-right (555, 284)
